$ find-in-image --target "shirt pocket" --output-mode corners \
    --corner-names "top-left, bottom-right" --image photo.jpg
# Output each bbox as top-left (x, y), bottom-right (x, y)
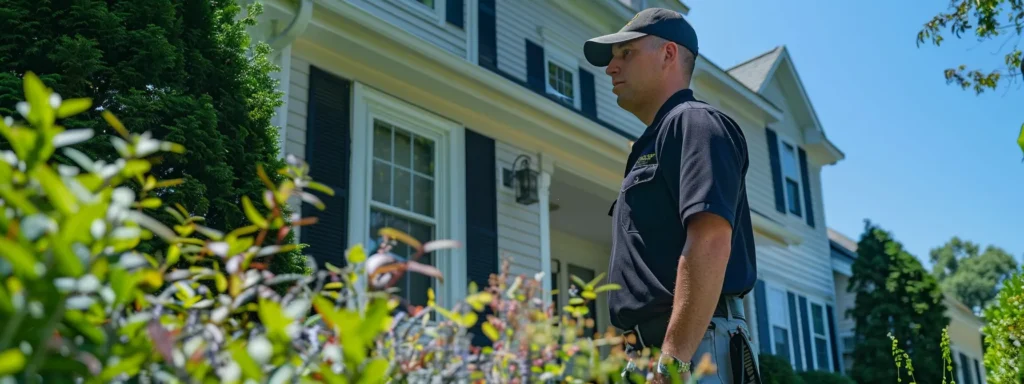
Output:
top-left (617, 164), bottom-right (659, 231)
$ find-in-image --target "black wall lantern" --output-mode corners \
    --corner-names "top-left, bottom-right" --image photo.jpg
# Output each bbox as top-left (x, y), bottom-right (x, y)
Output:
top-left (503, 154), bottom-right (539, 205)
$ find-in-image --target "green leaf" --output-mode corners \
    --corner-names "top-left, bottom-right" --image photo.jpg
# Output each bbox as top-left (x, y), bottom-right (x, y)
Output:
top-left (56, 98), bottom-right (92, 118)
top-left (586, 272), bottom-right (606, 289)
top-left (593, 283), bottom-right (621, 293)
top-left (64, 310), bottom-right (107, 345)
top-left (32, 164), bottom-right (78, 215)
top-left (346, 244), bottom-right (367, 264)
top-left (23, 72), bottom-right (54, 128)
top-left (98, 351), bottom-right (147, 381)
top-left (306, 181), bottom-right (336, 196)
top-left (229, 340), bottom-right (264, 380)
top-left (242, 195), bottom-right (268, 228)
top-left (483, 322), bottom-right (500, 341)
top-left (0, 237), bottom-right (38, 278)
top-left (1017, 122), bottom-right (1024, 157)
top-left (358, 358), bottom-right (389, 384)
top-left (121, 160), bottom-right (151, 177)
top-left (581, 290), bottom-right (596, 300)
top-left (570, 275), bottom-right (587, 290)
top-left (259, 299), bottom-right (293, 341)
top-left (0, 348), bottom-right (26, 375)
top-left (569, 297), bottom-right (584, 306)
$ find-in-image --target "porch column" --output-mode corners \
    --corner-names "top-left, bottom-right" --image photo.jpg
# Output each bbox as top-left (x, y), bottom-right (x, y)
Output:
top-left (539, 153), bottom-right (554, 308)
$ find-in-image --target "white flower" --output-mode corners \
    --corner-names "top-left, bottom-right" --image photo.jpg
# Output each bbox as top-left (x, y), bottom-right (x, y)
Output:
top-left (77, 275), bottom-right (101, 293)
top-left (90, 219), bottom-right (106, 240)
top-left (248, 336), bottom-right (273, 365)
top-left (52, 129), bottom-right (94, 148)
top-left (49, 93), bottom-right (62, 109)
top-left (15, 102), bottom-right (29, 118)
top-left (111, 187), bottom-right (135, 207)
top-left (4, 116), bottom-right (13, 126)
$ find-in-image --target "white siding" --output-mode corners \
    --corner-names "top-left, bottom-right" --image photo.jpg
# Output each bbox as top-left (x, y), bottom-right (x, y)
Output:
top-left (495, 0), bottom-right (646, 137)
top-left (739, 75), bottom-right (833, 299)
top-left (285, 56), bottom-right (311, 160)
top-left (495, 142), bottom-right (543, 278)
top-left (346, 0), bottom-right (468, 59)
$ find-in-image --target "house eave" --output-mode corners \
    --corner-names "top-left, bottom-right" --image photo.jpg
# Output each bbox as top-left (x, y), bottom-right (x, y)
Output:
top-left (751, 209), bottom-right (802, 246)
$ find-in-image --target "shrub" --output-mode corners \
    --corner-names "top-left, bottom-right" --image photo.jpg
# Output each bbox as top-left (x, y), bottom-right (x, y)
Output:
top-left (982, 269), bottom-right (1024, 383)
top-left (0, 73), bottom-right (722, 383)
top-left (758, 353), bottom-right (805, 384)
top-left (797, 370), bottom-right (856, 384)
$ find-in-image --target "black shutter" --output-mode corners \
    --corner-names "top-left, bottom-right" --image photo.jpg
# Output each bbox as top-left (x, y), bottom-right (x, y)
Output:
top-left (799, 296), bottom-right (813, 369)
top-left (787, 292), bottom-right (804, 370)
top-left (445, 0), bottom-right (464, 28)
top-left (301, 67), bottom-right (352, 270)
top-left (959, 353), bottom-right (973, 384)
top-left (798, 147), bottom-right (814, 227)
top-left (755, 280), bottom-right (771, 354)
top-left (973, 358), bottom-right (983, 384)
top-left (477, 0), bottom-right (497, 69)
top-left (766, 128), bottom-right (786, 214)
top-left (465, 128), bottom-right (498, 347)
top-left (579, 68), bottom-right (596, 117)
top-left (525, 40), bottom-right (545, 93)
top-left (826, 304), bottom-right (840, 372)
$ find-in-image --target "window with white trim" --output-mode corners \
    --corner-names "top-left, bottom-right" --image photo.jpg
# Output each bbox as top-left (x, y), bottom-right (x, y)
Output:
top-left (541, 40), bottom-right (581, 109)
top-left (777, 135), bottom-right (802, 217)
top-left (767, 287), bottom-right (795, 366)
top-left (370, 120), bottom-right (437, 307)
top-left (351, 84), bottom-right (465, 310)
top-left (808, 300), bottom-right (833, 371)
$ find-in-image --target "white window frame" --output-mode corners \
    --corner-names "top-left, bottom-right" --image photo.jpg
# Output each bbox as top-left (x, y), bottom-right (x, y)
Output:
top-left (389, 0), bottom-right (447, 26)
top-left (766, 285), bottom-right (797, 369)
top-left (805, 297), bottom-right (834, 372)
top-left (539, 27), bottom-right (582, 110)
top-left (776, 133), bottom-right (803, 218)
top-left (349, 83), bottom-right (467, 308)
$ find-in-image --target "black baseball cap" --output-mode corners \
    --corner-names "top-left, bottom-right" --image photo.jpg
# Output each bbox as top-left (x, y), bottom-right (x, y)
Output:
top-left (583, 8), bottom-right (699, 67)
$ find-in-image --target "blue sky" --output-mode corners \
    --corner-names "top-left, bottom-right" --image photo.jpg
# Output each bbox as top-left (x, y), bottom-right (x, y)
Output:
top-left (682, 0), bottom-right (1024, 269)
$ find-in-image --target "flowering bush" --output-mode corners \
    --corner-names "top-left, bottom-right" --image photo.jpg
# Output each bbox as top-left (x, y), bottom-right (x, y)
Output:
top-left (982, 270), bottom-right (1024, 383)
top-left (0, 72), bottom-right (720, 383)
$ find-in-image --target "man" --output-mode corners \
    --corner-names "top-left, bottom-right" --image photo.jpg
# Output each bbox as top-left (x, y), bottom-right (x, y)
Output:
top-left (583, 8), bottom-right (761, 384)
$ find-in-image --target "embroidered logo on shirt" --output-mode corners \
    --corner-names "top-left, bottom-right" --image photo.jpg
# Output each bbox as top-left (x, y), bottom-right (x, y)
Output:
top-left (634, 152), bottom-right (657, 167)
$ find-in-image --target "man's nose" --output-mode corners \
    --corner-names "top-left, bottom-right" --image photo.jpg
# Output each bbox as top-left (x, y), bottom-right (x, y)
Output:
top-left (605, 60), bottom-right (619, 77)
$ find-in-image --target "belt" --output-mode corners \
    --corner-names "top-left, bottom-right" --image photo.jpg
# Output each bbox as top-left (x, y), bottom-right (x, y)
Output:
top-left (623, 295), bottom-right (745, 351)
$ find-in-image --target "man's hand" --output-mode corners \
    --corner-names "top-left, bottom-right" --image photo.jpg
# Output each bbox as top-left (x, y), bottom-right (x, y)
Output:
top-left (658, 211), bottom-right (733, 363)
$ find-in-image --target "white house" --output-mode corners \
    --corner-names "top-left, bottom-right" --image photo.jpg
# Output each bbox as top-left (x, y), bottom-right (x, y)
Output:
top-left (250, 0), bottom-right (847, 366)
top-left (829, 228), bottom-right (989, 383)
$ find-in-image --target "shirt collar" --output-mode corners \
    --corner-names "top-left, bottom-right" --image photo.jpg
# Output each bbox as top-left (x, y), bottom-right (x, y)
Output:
top-left (633, 88), bottom-right (696, 145)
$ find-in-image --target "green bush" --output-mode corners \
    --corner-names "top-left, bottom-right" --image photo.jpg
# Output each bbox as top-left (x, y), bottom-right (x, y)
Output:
top-left (758, 353), bottom-right (805, 384)
top-left (982, 269), bottom-right (1024, 383)
top-left (797, 370), bottom-right (856, 384)
top-left (0, 73), bottom-right (727, 383)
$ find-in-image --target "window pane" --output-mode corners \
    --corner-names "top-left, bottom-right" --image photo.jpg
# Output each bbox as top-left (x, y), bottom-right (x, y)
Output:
top-left (782, 142), bottom-right (799, 178)
top-left (413, 175), bottom-right (434, 217)
top-left (373, 121), bottom-right (392, 161)
top-left (395, 129), bottom-right (412, 168)
top-left (786, 179), bottom-right (801, 215)
top-left (773, 326), bottom-right (791, 363)
top-left (413, 136), bottom-right (434, 175)
top-left (372, 160), bottom-right (391, 204)
top-left (394, 168), bottom-right (412, 211)
top-left (812, 304), bottom-right (825, 335)
top-left (368, 209), bottom-right (436, 308)
top-left (815, 338), bottom-right (829, 371)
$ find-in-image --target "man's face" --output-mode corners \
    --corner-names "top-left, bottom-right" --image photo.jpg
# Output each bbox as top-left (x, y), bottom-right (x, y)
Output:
top-left (606, 36), bottom-right (667, 112)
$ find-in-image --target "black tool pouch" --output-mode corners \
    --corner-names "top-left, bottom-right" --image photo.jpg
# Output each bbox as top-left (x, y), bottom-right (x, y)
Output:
top-left (729, 328), bottom-right (763, 384)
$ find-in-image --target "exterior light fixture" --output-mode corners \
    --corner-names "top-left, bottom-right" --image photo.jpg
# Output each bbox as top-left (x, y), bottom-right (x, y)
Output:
top-left (503, 154), bottom-right (539, 205)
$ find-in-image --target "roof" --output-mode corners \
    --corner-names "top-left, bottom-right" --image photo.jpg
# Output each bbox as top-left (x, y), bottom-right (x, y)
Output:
top-left (828, 227), bottom-right (859, 261)
top-left (726, 46), bottom-right (784, 92)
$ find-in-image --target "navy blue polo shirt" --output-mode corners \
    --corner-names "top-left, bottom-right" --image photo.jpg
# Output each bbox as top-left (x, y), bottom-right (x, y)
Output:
top-left (606, 89), bottom-right (757, 331)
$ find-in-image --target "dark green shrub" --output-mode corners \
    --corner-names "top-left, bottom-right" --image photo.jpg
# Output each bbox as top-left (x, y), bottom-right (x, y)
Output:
top-left (758, 353), bottom-right (805, 384)
top-left (797, 370), bottom-right (857, 384)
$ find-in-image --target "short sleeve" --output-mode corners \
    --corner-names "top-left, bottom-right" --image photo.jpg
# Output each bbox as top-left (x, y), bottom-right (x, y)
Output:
top-left (656, 107), bottom-right (745, 228)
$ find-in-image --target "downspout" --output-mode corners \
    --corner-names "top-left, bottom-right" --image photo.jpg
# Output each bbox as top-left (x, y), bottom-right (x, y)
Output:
top-left (267, 0), bottom-right (313, 52)
top-left (266, 0), bottom-right (312, 161)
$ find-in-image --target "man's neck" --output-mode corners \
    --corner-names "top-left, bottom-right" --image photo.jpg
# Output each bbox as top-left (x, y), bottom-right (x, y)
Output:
top-left (639, 83), bottom-right (689, 126)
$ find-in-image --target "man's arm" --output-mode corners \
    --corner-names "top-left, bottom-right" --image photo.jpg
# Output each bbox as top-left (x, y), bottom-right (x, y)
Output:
top-left (659, 212), bottom-right (732, 362)
top-left (655, 108), bottom-right (746, 363)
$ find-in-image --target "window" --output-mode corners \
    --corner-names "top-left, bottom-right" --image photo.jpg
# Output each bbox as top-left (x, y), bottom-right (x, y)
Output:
top-left (767, 287), bottom-right (795, 367)
top-left (351, 84), bottom-right (466, 310)
top-left (538, 28), bottom-right (581, 110)
top-left (810, 302), bottom-right (831, 371)
top-left (778, 136), bottom-right (802, 217)
top-left (392, 0), bottom-right (446, 25)
top-left (370, 120), bottom-right (437, 307)
top-left (415, 0), bottom-right (435, 7)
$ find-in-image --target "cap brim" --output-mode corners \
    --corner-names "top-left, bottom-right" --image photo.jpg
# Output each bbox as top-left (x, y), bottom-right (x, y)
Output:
top-left (584, 31), bottom-right (648, 67)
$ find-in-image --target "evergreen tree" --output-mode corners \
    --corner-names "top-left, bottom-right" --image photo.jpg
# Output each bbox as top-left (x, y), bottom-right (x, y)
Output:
top-left (848, 220), bottom-right (950, 384)
top-left (0, 0), bottom-right (307, 274)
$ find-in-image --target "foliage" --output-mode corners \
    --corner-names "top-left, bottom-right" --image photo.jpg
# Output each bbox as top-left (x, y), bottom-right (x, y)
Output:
top-left (757, 353), bottom-right (805, 384)
top-left (916, 0), bottom-right (1024, 95)
top-left (0, 0), bottom-right (307, 275)
top-left (847, 220), bottom-right (950, 384)
top-left (981, 269), bottom-right (1024, 383)
top-left (929, 236), bottom-right (1019, 314)
top-left (889, 327), bottom-right (958, 384)
top-left (796, 370), bottom-right (856, 384)
top-left (0, 73), bottom-right (724, 383)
